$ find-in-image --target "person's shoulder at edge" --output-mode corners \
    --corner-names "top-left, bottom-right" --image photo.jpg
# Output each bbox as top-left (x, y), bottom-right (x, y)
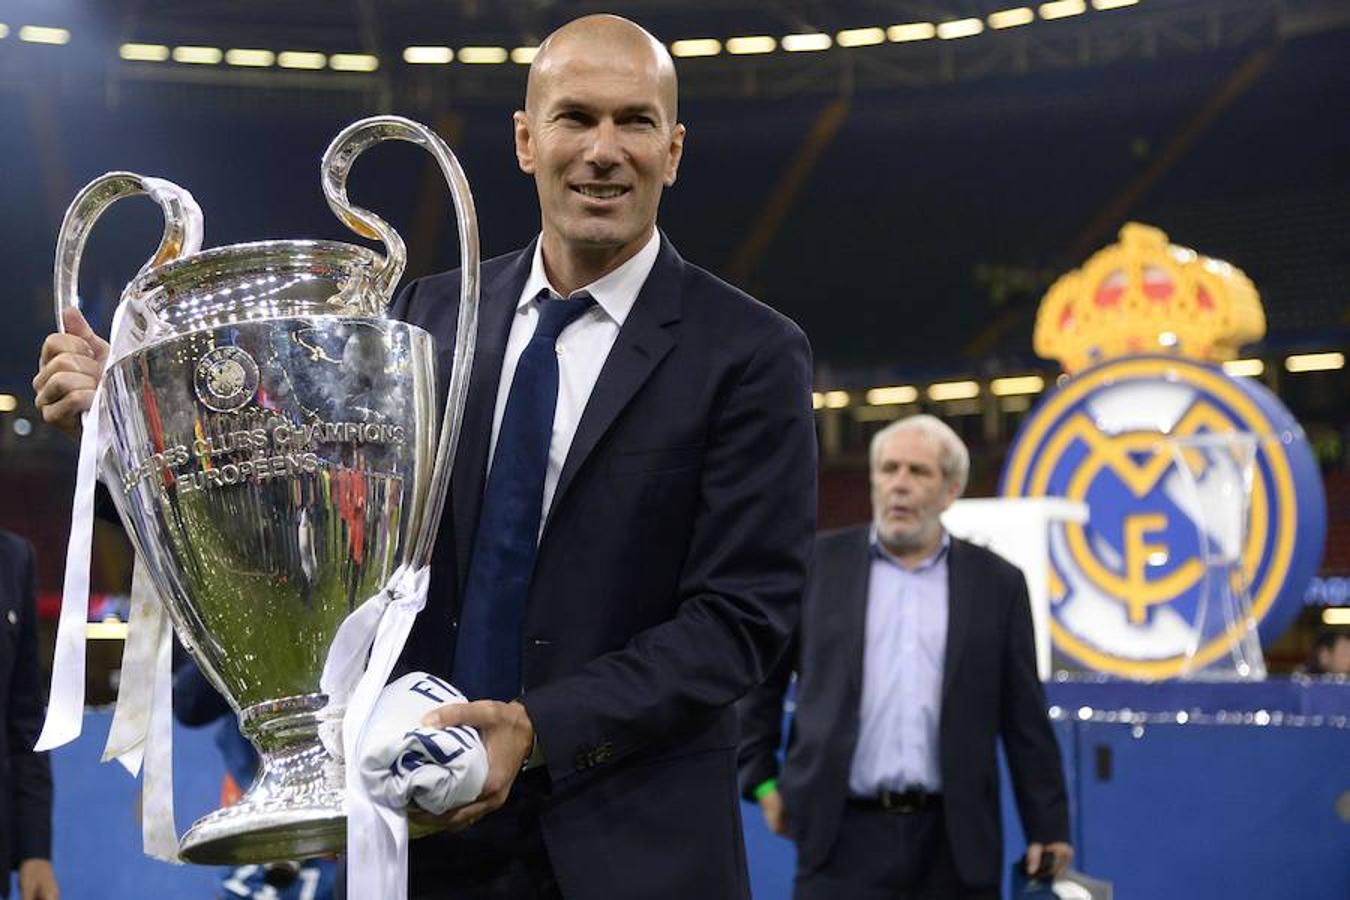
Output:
top-left (393, 238), bottom-right (812, 351)
top-left (0, 527), bottom-right (32, 563)
top-left (816, 525), bottom-right (867, 551)
top-left (950, 534), bottom-right (1029, 591)
top-left (392, 246), bottom-right (532, 324)
top-left (676, 253), bottom-right (807, 343)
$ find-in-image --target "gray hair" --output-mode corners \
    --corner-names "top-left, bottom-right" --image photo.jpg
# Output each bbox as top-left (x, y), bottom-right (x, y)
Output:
top-left (869, 414), bottom-right (970, 495)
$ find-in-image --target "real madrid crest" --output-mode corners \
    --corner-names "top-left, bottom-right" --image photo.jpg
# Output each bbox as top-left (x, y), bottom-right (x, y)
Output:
top-left (194, 345), bottom-right (260, 413)
top-left (1002, 224), bottom-right (1326, 679)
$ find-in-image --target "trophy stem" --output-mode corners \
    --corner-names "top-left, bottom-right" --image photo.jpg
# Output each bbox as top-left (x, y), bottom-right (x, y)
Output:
top-left (178, 695), bottom-right (346, 865)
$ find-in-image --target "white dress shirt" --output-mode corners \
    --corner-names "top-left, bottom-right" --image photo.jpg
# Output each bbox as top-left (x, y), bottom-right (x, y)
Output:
top-left (487, 229), bottom-right (661, 528)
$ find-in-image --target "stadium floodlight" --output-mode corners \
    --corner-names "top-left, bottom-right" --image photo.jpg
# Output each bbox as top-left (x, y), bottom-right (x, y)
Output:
top-left (837, 27), bottom-right (886, 48)
top-left (989, 7), bottom-right (1036, 29)
top-left (782, 33), bottom-right (832, 52)
top-left (928, 380), bottom-right (980, 401)
top-left (1092, 0), bottom-right (1139, 9)
top-left (823, 391), bottom-right (851, 409)
top-left (811, 392), bottom-right (825, 410)
top-left (0, 394), bottom-right (16, 413)
top-left (457, 46), bottom-right (507, 64)
top-left (403, 46), bottom-right (453, 64)
top-left (86, 621), bottom-right (130, 641)
top-left (19, 26), bottom-right (70, 45)
top-left (329, 53), bottom-right (380, 71)
top-left (1324, 608), bottom-right (1350, 626)
top-left (277, 51), bottom-right (327, 70)
top-left (726, 36), bottom-right (776, 55)
top-left (0, 24), bottom-right (9, 39)
top-left (1284, 352), bottom-right (1344, 373)
top-left (511, 46), bottom-right (538, 64)
top-left (1221, 359), bottom-right (1264, 378)
top-left (866, 386), bottom-right (919, 406)
top-left (937, 19), bottom-right (984, 39)
top-left (226, 49), bottom-right (275, 67)
top-left (671, 39), bottom-right (721, 58)
top-left (990, 375), bottom-right (1045, 396)
top-left (888, 23), bottom-right (937, 42)
top-left (120, 43), bottom-right (170, 62)
top-left (1040, 0), bottom-right (1088, 19)
top-left (173, 46), bottom-right (223, 65)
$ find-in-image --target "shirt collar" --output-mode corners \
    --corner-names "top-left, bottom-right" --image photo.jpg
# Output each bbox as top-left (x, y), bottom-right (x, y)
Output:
top-left (518, 229), bottom-right (661, 327)
top-left (869, 526), bottom-right (950, 573)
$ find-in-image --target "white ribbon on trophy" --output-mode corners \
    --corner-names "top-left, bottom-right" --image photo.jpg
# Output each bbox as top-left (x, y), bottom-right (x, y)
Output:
top-left (36, 177), bottom-right (199, 861)
top-left (34, 380), bottom-right (107, 752)
top-left (103, 560), bottom-right (180, 861)
top-left (36, 356), bottom-right (185, 860)
top-left (320, 564), bottom-right (430, 900)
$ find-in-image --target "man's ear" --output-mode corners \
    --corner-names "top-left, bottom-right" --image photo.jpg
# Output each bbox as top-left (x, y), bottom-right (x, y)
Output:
top-left (663, 123), bottom-right (686, 187)
top-left (941, 479), bottom-right (963, 511)
top-left (513, 110), bottom-right (536, 175)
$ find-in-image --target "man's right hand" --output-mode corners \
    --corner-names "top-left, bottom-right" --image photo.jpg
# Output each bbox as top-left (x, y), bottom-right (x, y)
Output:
top-left (33, 307), bottom-right (109, 439)
top-left (758, 786), bottom-right (788, 835)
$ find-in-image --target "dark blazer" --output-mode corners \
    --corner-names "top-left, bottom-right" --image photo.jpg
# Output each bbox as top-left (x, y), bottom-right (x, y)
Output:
top-left (739, 526), bottom-right (1069, 888)
top-left (0, 530), bottom-right (53, 896)
top-left (392, 235), bottom-right (817, 900)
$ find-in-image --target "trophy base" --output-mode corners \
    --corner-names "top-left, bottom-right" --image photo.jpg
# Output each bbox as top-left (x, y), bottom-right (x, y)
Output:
top-left (179, 804), bottom-right (346, 866)
top-left (178, 736), bottom-right (347, 865)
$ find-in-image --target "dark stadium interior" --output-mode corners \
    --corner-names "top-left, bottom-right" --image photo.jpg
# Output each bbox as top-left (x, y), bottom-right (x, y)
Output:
top-left (2, 1), bottom-right (1347, 669)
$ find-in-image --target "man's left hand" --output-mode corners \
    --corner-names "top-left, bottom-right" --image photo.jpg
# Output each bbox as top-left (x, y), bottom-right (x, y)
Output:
top-left (1025, 841), bottom-right (1073, 879)
top-left (415, 699), bottom-right (535, 832)
top-left (19, 858), bottom-right (59, 900)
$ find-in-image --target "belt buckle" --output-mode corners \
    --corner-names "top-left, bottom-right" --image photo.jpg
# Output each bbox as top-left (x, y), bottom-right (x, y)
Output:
top-left (880, 789), bottom-right (922, 814)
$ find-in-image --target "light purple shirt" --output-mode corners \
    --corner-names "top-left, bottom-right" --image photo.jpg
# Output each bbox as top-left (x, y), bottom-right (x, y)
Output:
top-left (847, 530), bottom-right (950, 795)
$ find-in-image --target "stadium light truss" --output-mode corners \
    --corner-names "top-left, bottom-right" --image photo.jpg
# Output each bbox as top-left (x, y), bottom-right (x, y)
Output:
top-left (4, 0), bottom-right (1156, 77)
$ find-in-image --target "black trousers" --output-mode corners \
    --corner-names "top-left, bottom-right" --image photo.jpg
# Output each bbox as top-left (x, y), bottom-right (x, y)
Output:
top-left (794, 803), bottom-right (997, 900)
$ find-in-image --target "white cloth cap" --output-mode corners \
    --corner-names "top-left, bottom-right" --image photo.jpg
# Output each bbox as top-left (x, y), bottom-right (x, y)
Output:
top-left (358, 672), bottom-right (488, 815)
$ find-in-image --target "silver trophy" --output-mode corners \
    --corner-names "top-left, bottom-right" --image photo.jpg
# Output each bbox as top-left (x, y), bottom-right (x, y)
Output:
top-left (53, 117), bottom-right (478, 864)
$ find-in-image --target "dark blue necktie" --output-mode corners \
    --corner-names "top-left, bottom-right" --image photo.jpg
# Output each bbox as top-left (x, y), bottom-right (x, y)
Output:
top-left (453, 290), bottom-right (594, 700)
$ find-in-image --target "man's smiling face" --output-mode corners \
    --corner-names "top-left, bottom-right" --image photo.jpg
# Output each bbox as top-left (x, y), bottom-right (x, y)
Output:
top-left (515, 36), bottom-right (684, 262)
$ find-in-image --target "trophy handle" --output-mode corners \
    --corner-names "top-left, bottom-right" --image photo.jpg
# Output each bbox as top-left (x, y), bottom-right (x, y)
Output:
top-left (320, 116), bottom-right (480, 566)
top-left (53, 172), bottom-right (203, 330)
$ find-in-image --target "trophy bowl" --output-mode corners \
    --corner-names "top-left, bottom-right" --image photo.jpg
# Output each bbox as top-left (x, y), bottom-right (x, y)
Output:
top-left (52, 118), bottom-right (478, 864)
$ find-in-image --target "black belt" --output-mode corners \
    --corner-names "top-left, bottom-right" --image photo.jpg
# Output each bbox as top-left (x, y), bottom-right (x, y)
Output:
top-left (848, 787), bottom-right (942, 815)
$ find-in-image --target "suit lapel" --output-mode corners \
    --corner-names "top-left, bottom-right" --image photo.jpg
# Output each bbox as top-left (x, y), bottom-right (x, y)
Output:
top-left (450, 243), bottom-right (534, 587)
top-left (942, 537), bottom-right (973, 701)
top-left (540, 236), bottom-right (682, 538)
top-left (840, 529), bottom-right (873, 696)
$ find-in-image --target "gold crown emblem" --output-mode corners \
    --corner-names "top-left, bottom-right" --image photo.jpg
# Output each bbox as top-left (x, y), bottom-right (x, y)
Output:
top-left (1034, 223), bottom-right (1265, 374)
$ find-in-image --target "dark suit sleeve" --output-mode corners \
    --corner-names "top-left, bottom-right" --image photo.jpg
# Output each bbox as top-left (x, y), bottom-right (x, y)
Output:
top-left (524, 318), bottom-right (817, 783)
top-left (735, 620), bottom-right (796, 800)
top-left (1000, 568), bottom-right (1070, 845)
top-left (7, 538), bottom-right (53, 865)
top-left (388, 277), bottom-right (419, 321)
top-left (171, 644), bottom-right (231, 727)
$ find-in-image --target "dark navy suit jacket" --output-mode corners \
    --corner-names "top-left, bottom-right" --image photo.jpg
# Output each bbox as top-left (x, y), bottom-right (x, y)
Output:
top-left (0, 530), bottom-right (52, 896)
top-left (392, 235), bottom-right (817, 899)
top-left (738, 527), bottom-right (1069, 888)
